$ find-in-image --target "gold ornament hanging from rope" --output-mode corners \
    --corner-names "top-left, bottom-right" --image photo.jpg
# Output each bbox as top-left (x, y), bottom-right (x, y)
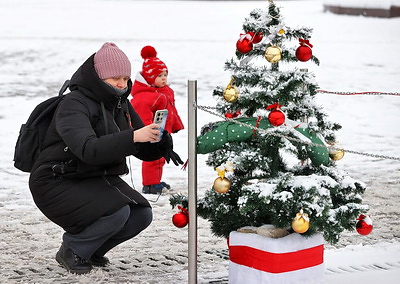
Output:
top-left (326, 140), bottom-right (345, 161)
top-left (329, 148), bottom-right (345, 160)
top-left (265, 46), bottom-right (282, 63)
top-left (223, 77), bottom-right (239, 103)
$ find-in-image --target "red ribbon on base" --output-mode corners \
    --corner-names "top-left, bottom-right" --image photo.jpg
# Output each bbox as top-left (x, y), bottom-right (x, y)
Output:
top-left (229, 244), bottom-right (324, 273)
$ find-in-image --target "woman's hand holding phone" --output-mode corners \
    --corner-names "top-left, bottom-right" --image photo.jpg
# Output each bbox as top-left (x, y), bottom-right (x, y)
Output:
top-left (133, 123), bottom-right (161, 143)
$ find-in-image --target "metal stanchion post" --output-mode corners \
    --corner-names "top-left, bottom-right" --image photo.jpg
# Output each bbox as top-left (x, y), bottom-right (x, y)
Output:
top-left (187, 80), bottom-right (198, 284)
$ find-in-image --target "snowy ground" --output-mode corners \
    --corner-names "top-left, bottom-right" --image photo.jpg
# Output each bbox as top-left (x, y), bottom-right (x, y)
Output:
top-left (323, 0), bottom-right (400, 9)
top-left (0, 0), bottom-right (399, 283)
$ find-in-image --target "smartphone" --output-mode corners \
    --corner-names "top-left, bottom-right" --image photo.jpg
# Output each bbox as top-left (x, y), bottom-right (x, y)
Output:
top-left (152, 109), bottom-right (168, 142)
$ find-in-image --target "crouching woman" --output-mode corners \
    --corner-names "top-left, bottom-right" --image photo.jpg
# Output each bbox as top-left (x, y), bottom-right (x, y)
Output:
top-left (28, 42), bottom-right (183, 274)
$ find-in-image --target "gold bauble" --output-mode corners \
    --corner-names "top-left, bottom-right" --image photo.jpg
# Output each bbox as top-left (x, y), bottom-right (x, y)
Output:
top-left (213, 177), bottom-right (231, 193)
top-left (264, 46), bottom-right (282, 63)
top-left (223, 86), bottom-right (239, 103)
top-left (329, 148), bottom-right (345, 161)
top-left (291, 211), bottom-right (310, 233)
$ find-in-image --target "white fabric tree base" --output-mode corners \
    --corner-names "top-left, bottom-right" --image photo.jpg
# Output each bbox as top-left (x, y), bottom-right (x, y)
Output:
top-left (228, 231), bottom-right (325, 284)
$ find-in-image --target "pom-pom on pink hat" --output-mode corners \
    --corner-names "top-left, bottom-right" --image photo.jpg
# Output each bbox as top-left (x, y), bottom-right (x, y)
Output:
top-left (94, 42), bottom-right (131, 80)
top-left (140, 46), bottom-right (168, 85)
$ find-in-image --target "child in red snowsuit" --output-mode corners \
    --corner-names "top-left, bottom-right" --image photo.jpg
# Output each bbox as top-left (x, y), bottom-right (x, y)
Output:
top-left (130, 46), bottom-right (184, 194)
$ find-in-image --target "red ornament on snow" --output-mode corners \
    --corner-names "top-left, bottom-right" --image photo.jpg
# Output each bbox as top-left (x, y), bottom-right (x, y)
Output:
top-left (172, 206), bottom-right (189, 228)
top-left (266, 102), bottom-right (285, 126)
top-left (296, 38), bottom-right (313, 62)
top-left (248, 31), bottom-right (263, 44)
top-left (356, 214), bottom-right (373, 236)
top-left (236, 33), bottom-right (253, 54)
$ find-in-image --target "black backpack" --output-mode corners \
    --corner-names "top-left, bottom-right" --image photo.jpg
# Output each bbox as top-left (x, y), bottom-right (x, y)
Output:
top-left (13, 80), bottom-right (70, 172)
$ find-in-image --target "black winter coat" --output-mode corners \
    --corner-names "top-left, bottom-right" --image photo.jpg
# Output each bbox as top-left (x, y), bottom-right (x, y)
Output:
top-left (29, 54), bottom-right (165, 234)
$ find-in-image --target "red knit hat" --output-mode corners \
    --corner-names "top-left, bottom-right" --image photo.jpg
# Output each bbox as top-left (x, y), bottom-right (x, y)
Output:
top-left (141, 46), bottom-right (168, 85)
top-left (94, 42), bottom-right (131, 80)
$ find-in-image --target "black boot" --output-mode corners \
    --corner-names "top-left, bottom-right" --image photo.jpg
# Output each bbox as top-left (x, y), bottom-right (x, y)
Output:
top-left (56, 243), bottom-right (92, 274)
top-left (90, 254), bottom-right (110, 267)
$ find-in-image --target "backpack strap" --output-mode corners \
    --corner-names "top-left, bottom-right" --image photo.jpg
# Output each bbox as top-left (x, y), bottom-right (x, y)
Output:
top-left (59, 79), bottom-right (70, 96)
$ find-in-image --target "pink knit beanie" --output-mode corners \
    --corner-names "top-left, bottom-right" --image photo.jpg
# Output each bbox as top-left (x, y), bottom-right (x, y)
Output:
top-left (141, 46), bottom-right (168, 85)
top-left (94, 42), bottom-right (131, 79)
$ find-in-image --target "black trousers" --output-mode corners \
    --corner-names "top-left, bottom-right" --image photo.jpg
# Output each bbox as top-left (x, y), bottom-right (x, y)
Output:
top-left (63, 204), bottom-right (152, 260)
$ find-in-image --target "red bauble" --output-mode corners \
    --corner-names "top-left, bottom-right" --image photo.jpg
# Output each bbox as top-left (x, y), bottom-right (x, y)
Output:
top-left (236, 37), bottom-right (253, 54)
top-left (268, 110), bottom-right (285, 126)
top-left (225, 110), bottom-right (241, 118)
top-left (296, 45), bottom-right (312, 62)
top-left (172, 212), bottom-right (189, 228)
top-left (356, 214), bottom-right (373, 236)
top-left (248, 31), bottom-right (263, 43)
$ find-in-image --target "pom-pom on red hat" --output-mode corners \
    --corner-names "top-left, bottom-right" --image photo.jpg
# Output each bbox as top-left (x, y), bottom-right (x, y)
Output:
top-left (141, 46), bottom-right (168, 85)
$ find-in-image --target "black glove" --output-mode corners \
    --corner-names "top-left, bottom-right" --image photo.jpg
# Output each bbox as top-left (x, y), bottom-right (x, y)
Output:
top-left (166, 149), bottom-right (184, 166)
top-left (158, 131), bottom-right (184, 166)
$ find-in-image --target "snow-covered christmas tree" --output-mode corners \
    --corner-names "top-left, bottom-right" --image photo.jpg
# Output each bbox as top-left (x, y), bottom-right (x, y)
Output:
top-left (171, 0), bottom-right (368, 245)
